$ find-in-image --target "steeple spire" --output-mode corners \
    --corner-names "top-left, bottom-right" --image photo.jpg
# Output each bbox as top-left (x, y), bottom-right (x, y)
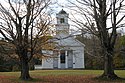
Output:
top-left (59, 9), bottom-right (67, 14)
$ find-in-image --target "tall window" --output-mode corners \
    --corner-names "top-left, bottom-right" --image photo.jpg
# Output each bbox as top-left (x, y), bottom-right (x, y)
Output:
top-left (60, 18), bottom-right (65, 23)
top-left (60, 51), bottom-right (65, 63)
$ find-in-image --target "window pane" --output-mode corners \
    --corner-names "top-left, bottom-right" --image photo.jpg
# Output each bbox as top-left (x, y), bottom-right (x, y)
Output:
top-left (60, 18), bottom-right (65, 23)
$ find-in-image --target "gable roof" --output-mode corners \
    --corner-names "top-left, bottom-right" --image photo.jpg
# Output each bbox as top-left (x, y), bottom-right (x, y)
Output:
top-left (55, 35), bottom-right (85, 47)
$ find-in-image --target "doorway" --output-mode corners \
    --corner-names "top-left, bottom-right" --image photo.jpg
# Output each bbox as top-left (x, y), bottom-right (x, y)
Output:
top-left (60, 51), bottom-right (65, 68)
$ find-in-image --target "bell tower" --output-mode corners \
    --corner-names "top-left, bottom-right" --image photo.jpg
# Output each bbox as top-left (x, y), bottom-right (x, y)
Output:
top-left (56, 9), bottom-right (69, 37)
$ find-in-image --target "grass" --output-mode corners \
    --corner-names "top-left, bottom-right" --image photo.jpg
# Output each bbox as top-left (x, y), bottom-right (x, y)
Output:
top-left (0, 70), bottom-right (103, 76)
top-left (31, 70), bottom-right (103, 76)
top-left (0, 70), bottom-right (125, 83)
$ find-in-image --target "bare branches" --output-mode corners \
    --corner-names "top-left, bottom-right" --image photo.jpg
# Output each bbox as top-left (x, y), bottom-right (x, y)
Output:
top-left (0, 0), bottom-right (53, 62)
top-left (69, 0), bottom-right (125, 45)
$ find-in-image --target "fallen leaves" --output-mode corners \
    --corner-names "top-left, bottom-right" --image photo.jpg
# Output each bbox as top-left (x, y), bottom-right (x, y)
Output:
top-left (0, 75), bottom-right (123, 83)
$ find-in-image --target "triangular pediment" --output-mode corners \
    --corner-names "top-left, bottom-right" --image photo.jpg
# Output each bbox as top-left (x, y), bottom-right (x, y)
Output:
top-left (54, 35), bottom-right (85, 47)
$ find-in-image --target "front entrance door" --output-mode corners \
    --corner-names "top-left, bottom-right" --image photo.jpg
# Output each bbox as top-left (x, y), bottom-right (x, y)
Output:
top-left (60, 51), bottom-right (65, 68)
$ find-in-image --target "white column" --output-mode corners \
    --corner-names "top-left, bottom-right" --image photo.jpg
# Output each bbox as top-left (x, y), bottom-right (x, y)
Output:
top-left (58, 51), bottom-right (61, 68)
top-left (65, 50), bottom-right (68, 68)
top-left (73, 51), bottom-right (75, 68)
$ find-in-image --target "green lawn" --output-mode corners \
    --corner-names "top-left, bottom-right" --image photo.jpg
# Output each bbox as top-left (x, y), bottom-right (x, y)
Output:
top-left (0, 70), bottom-right (125, 83)
top-left (0, 70), bottom-right (102, 77)
top-left (0, 70), bottom-right (125, 77)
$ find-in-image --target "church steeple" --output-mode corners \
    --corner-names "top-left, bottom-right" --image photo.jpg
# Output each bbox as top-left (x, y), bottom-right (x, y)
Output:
top-left (56, 9), bottom-right (68, 24)
top-left (56, 9), bottom-right (69, 36)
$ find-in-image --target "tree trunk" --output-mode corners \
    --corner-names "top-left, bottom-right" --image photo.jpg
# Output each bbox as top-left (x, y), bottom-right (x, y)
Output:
top-left (20, 57), bottom-right (32, 80)
top-left (101, 49), bottom-right (118, 79)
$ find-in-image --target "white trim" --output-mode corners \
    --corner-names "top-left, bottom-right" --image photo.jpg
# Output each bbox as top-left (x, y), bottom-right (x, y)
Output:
top-left (65, 50), bottom-right (68, 68)
top-left (58, 52), bottom-right (61, 68)
top-left (72, 37), bottom-right (85, 47)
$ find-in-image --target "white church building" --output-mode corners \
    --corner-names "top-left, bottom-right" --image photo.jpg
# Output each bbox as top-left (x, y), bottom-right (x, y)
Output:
top-left (35, 9), bottom-right (85, 69)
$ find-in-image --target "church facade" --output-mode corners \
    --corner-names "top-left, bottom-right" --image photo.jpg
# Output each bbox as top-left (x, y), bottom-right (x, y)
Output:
top-left (35, 9), bottom-right (85, 69)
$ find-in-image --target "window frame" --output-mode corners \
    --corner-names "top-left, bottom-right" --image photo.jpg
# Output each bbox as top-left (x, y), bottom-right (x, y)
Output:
top-left (60, 18), bottom-right (65, 23)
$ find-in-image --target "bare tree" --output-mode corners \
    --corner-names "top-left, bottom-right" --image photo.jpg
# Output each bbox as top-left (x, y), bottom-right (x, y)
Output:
top-left (69, 0), bottom-right (125, 79)
top-left (0, 0), bottom-right (53, 80)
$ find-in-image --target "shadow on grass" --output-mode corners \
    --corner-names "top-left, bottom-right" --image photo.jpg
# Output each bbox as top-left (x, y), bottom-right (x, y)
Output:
top-left (93, 76), bottom-right (125, 83)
